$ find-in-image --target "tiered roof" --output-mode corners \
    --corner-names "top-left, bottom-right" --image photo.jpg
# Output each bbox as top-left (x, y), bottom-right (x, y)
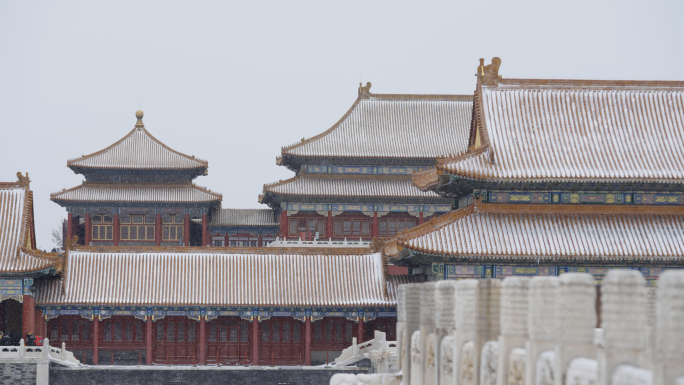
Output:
top-left (263, 174), bottom-right (444, 200)
top-left (415, 59), bottom-right (684, 188)
top-left (0, 174), bottom-right (61, 274)
top-left (67, 111), bottom-right (207, 174)
top-left (385, 199), bottom-right (684, 264)
top-left (51, 183), bottom-right (222, 204)
top-left (278, 84), bottom-right (472, 169)
top-left (36, 248), bottom-right (393, 307)
top-left (209, 209), bottom-right (278, 227)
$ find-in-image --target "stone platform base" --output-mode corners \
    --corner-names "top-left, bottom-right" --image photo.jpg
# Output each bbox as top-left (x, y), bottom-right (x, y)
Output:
top-left (50, 364), bottom-right (370, 385)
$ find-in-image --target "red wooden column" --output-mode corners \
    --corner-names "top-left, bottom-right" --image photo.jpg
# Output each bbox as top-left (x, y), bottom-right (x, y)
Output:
top-left (304, 318), bottom-right (312, 365)
top-left (66, 213), bottom-right (73, 241)
top-left (93, 317), bottom-right (100, 365)
top-left (183, 214), bottom-right (190, 246)
top-left (279, 210), bottom-right (288, 240)
top-left (22, 295), bottom-right (35, 336)
top-left (418, 212), bottom-right (424, 225)
top-left (371, 212), bottom-right (378, 239)
top-left (84, 213), bottom-right (92, 246)
top-left (257, 234), bottom-right (263, 248)
top-left (326, 211), bottom-right (333, 240)
top-left (252, 319), bottom-right (259, 365)
top-left (202, 214), bottom-right (208, 246)
top-left (155, 214), bottom-right (162, 246)
top-left (146, 317), bottom-right (153, 364)
top-left (198, 317), bottom-right (207, 365)
top-left (357, 318), bottom-right (364, 344)
top-left (113, 214), bottom-right (120, 246)
top-left (35, 308), bottom-right (45, 340)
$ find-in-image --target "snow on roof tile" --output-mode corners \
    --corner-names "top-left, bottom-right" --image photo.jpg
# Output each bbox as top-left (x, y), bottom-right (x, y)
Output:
top-left (441, 79), bottom-right (684, 182)
top-left (209, 209), bottom-right (278, 227)
top-left (35, 251), bottom-right (392, 307)
top-left (395, 203), bottom-right (684, 261)
top-left (264, 175), bottom-right (444, 199)
top-left (67, 126), bottom-right (207, 171)
top-left (51, 183), bottom-right (222, 204)
top-left (0, 178), bottom-right (60, 273)
top-left (282, 93), bottom-right (473, 160)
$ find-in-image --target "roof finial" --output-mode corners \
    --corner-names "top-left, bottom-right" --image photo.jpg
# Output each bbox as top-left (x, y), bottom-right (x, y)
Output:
top-left (135, 110), bottom-right (144, 128)
top-left (476, 57), bottom-right (502, 87)
top-left (358, 82), bottom-right (372, 99)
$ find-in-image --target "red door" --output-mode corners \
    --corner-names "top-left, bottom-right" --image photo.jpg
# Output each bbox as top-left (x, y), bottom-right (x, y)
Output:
top-left (259, 318), bottom-right (304, 365)
top-left (154, 317), bottom-right (198, 364)
top-left (207, 317), bottom-right (250, 365)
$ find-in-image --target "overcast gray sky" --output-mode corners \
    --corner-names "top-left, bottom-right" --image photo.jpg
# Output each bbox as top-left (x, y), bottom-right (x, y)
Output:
top-left (1, 0), bottom-right (683, 249)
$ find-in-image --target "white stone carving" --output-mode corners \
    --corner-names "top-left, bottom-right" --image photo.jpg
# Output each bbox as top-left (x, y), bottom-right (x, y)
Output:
top-left (498, 277), bottom-right (530, 385)
top-left (611, 365), bottom-right (652, 385)
top-left (654, 271), bottom-right (684, 385)
top-left (535, 351), bottom-right (555, 385)
top-left (555, 273), bottom-right (597, 385)
top-left (462, 341), bottom-right (476, 385)
top-left (422, 283), bottom-right (439, 384)
top-left (481, 340), bottom-right (500, 385)
top-left (330, 373), bottom-right (401, 385)
top-left (440, 336), bottom-right (455, 385)
top-left (404, 283), bottom-right (423, 385)
top-left (599, 270), bottom-right (647, 385)
top-left (566, 357), bottom-right (599, 385)
top-left (411, 330), bottom-right (423, 385)
top-left (396, 284), bottom-right (407, 372)
top-left (508, 348), bottom-right (526, 385)
top-left (425, 333), bottom-right (438, 385)
top-left (526, 277), bottom-right (560, 385)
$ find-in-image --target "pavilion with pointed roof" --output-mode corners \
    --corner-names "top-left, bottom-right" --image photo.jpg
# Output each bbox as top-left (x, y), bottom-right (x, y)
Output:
top-left (51, 111), bottom-right (222, 247)
top-left (260, 83), bottom-right (472, 243)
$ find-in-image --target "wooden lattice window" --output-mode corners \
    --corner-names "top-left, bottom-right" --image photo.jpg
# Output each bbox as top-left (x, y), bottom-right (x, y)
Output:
top-left (91, 215), bottom-right (113, 240)
top-left (120, 215), bottom-right (155, 241)
top-left (288, 218), bottom-right (326, 237)
top-left (163, 214), bottom-right (184, 241)
top-left (378, 217), bottom-right (417, 238)
top-left (333, 217), bottom-right (370, 237)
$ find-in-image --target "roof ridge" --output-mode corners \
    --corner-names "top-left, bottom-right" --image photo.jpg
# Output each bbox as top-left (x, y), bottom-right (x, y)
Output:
top-left (68, 245), bottom-right (376, 255)
top-left (369, 93), bottom-right (473, 100)
top-left (496, 78), bottom-right (684, 89)
top-left (67, 126), bottom-right (208, 169)
top-left (281, 97), bottom-right (362, 155)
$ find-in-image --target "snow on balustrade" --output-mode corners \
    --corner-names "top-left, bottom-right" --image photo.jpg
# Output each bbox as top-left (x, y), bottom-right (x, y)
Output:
top-left (654, 271), bottom-right (684, 385)
top-left (498, 277), bottom-right (529, 385)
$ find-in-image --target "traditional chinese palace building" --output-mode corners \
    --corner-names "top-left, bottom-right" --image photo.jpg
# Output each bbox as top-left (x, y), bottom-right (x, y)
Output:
top-left (0, 174), bottom-right (61, 341)
top-left (51, 111), bottom-right (222, 247)
top-left (258, 83), bottom-right (472, 244)
top-left (387, 58), bottom-right (684, 286)
top-left (6, 111), bottom-right (403, 366)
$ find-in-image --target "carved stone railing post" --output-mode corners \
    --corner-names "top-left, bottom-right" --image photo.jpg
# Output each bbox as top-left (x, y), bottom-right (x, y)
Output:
top-left (411, 330), bottom-right (423, 385)
top-left (497, 277), bottom-right (530, 385)
top-left (525, 277), bottom-right (560, 385)
top-left (455, 280), bottom-right (479, 385)
top-left (437, 281), bottom-right (459, 385)
top-left (19, 338), bottom-right (25, 358)
top-left (42, 338), bottom-right (50, 359)
top-left (479, 279), bottom-right (502, 385)
top-left (422, 283), bottom-right (438, 385)
top-left (397, 285), bottom-right (407, 372)
top-left (654, 271), bottom-right (684, 385)
top-left (404, 283), bottom-right (423, 385)
top-left (554, 273), bottom-right (597, 385)
top-left (599, 270), bottom-right (647, 385)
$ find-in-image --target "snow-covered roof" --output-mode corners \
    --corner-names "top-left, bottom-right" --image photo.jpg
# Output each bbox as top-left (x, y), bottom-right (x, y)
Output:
top-left (263, 175), bottom-right (445, 199)
top-left (51, 183), bottom-right (222, 204)
top-left (439, 78), bottom-right (684, 183)
top-left (389, 201), bottom-right (684, 262)
top-left (0, 175), bottom-right (60, 273)
top-left (67, 117), bottom-right (207, 171)
top-left (209, 208), bottom-right (278, 227)
top-left (280, 91), bottom-right (472, 161)
top-left (35, 250), bottom-right (392, 307)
